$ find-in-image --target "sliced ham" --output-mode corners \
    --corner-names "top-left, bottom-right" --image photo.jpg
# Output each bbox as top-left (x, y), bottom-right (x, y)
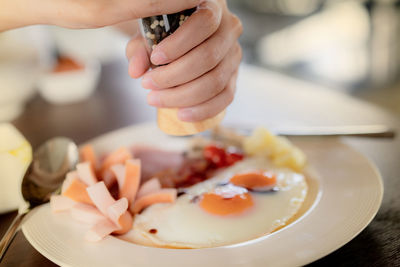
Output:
top-left (119, 159), bottom-right (141, 204)
top-left (110, 164), bottom-right (125, 192)
top-left (70, 203), bottom-right (106, 225)
top-left (132, 146), bottom-right (184, 181)
top-left (62, 173), bottom-right (93, 205)
top-left (136, 178), bottom-right (161, 199)
top-left (61, 171), bottom-right (79, 194)
top-left (113, 212), bottom-right (133, 235)
top-left (80, 144), bottom-right (99, 171)
top-left (131, 188), bottom-right (177, 214)
top-left (107, 198), bottom-right (128, 223)
top-left (107, 198), bottom-right (133, 235)
top-left (76, 162), bottom-right (98, 186)
top-left (100, 147), bottom-right (132, 174)
top-left (50, 195), bottom-right (76, 212)
top-left (85, 219), bottom-right (119, 242)
top-left (101, 169), bottom-right (116, 188)
top-left (86, 181), bottom-right (116, 215)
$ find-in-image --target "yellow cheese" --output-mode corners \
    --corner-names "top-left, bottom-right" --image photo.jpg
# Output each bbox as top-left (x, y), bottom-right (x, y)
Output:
top-left (0, 123), bottom-right (32, 213)
top-left (243, 127), bottom-right (306, 171)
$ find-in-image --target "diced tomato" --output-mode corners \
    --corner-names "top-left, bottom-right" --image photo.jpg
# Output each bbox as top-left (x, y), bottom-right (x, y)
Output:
top-left (203, 145), bottom-right (244, 168)
top-left (203, 145), bottom-right (227, 167)
top-left (225, 152), bottom-right (244, 166)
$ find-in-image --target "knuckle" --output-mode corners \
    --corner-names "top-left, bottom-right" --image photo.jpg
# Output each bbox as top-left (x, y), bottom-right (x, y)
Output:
top-left (204, 46), bottom-right (221, 68)
top-left (201, 6), bottom-right (220, 32)
top-left (213, 69), bottom-right (226, 91)
top-left (231, 14), bottom-right (243, 36)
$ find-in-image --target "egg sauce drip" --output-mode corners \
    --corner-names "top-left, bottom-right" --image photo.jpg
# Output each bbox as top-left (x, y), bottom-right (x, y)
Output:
top-left (121, 157), bottom-right (308, 248)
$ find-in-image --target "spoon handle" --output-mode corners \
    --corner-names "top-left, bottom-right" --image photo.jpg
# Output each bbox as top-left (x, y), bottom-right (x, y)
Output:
top-left (0, 211), bottom-right (28, 262)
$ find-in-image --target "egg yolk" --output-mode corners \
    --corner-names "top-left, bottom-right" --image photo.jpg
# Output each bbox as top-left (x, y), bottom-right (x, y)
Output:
top-left (199, 192), bottom-right (253, 216)
top-left (230, 171), bottom-right (277, 190)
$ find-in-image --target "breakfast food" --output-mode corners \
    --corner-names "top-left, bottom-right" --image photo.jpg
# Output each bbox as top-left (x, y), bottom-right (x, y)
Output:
top-left (51, 127), bottom-right (308, 248)
top-left (123, 157), bottom-right (307, 248)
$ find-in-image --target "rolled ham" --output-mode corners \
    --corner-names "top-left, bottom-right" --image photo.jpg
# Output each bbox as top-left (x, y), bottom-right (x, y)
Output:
top-left (86, 181), bottom-right (116, 215)
top-left (70, 203), bottom-right (106, 225)
top-left (136, 178), bottom-right (161, 199)
top-left (76, 162), bottom-right (98, 186)
top-left (85, 219), bottom-right (119, 242)
top-left (50, 195), bottom-right (76, 212)
top-left (131, 146), bottom-right (184, 181)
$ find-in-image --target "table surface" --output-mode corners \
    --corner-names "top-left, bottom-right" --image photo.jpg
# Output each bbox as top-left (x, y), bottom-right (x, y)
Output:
top-left (1, 62), bottom-right (399, 267)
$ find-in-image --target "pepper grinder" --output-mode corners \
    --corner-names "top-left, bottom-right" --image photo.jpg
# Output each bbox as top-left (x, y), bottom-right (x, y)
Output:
top-left (140, 8), bottom-right (225, 136)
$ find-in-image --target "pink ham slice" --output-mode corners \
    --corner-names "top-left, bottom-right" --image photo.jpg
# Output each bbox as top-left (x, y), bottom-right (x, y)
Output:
top-left (100, 147), bottom-right (132, 176)
top-left (101, 169), bottom-right (116, 188)
top-left (107, 198), bottom-right (133, 235)
top-left (76, 162), bottom-right (98, 186)
top-left (61, 171), bottom-right (93, 205)
top-left (50, 195), bottom-right (76, 212)
top-left (61, 171), bottom-right (79, 194)
top-left (110, 164), bottom-right (125, 192)
top-left (136, 178), bottom-right (162, 199)
top-left (119, 159), bottom-right (141, 204)
top-left (131, 188), bottom-right (177, 214)
top-left (86, 181), bottom-right (116, 215)
top-left (70, 203), bottom-right (107, 225)
top-left (131, 146), bottom-right (184, 181)
top-left (85, 219), bottom-right (119, 242)
top-left (79, 144), bottom-right (99, 171)
top-left (86, 181), bottom-right (133, 236)
top-left (107, 198), bottom-right (128, 223)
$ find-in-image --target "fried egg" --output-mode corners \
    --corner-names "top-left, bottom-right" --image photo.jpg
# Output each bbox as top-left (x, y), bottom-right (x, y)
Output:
top-left (121, 157), bottom-right (307, 248)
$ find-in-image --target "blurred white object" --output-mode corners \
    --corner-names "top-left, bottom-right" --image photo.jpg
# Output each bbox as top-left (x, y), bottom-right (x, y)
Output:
top-left (0, 27), bottom-right (44, 121)
top-left (49, 26), bottom-right (128, 63)
top-left (0, 123), bottom-right (32, 214)
top-left (257, 1), bottom-right (370, 86)
top-left (37, 59), bottom-right (101, 105)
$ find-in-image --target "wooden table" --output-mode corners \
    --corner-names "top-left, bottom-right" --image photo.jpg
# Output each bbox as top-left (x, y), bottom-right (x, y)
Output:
top-left (1, 61), bottom-right (399, 266)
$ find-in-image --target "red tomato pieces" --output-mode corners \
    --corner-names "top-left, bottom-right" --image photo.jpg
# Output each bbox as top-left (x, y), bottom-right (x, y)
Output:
top-left (203, 145), bottom-right (244, 168)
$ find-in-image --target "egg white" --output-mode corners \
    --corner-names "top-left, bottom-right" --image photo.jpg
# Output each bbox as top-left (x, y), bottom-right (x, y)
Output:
top-left (121, 157), bottom-right (308, 248)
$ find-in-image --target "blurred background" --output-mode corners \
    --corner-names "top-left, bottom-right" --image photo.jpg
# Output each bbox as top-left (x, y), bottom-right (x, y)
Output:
top-left (1, 0), bottom-right (400, 122)
top-left (229, 0), bottom-right (400, 115)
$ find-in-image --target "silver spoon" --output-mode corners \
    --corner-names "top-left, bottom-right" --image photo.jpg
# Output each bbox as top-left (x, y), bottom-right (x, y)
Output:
top-left (0, 137), bottom-right (79, 261)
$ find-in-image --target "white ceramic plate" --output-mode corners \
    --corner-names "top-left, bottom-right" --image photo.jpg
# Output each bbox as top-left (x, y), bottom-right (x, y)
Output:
top-left (22, 123), bottom-right (383, 267)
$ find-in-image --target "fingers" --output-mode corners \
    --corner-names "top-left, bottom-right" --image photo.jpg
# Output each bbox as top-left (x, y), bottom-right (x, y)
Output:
top-left (142, 12), bottom-right (243, 90)
top-left (150, 0), bottom-right (222, 65)
top-left (126, 34), bottom-right (150, 78)
top-left (147, 42), bottom-right (241, 108)
top-left (177, 70), bottom-right (239, 122)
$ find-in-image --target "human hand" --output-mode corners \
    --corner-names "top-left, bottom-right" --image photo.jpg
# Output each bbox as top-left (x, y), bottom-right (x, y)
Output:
top-left (126, 0), bottom-right (243, 122)
top-left (0, 0), bottom-right (201, 31)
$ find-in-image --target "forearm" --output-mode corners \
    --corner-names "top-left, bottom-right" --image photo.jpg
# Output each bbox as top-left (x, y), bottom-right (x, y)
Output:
top-left (0, 0), bottom-right (43, 31)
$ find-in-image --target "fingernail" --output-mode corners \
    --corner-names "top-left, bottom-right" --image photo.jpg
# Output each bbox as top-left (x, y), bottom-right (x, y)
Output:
top-left (151, 50), bottom-right (168, 65)
top-left (178, 109), bottom-right (194, 122)
top-left (142, 74), bottom-right (159, 89)
top-left (147, 92), bottom-right (161, 106)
